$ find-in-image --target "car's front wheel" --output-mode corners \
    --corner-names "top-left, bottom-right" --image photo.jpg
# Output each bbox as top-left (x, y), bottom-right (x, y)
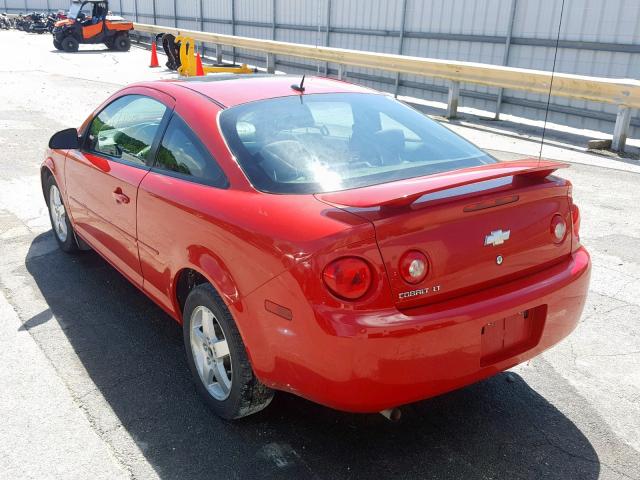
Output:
top-left (61, 36), bottom-right (79, 52)
top-left (45, 175), bottom-right (78, 253)
top-left (183, 284), bottom-right (274, 419)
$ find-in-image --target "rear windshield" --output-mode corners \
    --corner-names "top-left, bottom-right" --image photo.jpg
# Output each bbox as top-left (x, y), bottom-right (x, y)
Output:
top-left (219, 93), bottom-right (495, 194)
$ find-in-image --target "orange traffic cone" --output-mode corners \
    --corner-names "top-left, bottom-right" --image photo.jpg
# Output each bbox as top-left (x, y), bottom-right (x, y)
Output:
top-left (149, 42), bottom-right (159, 68)
top-left (195, 52), bottom-right (205, 76)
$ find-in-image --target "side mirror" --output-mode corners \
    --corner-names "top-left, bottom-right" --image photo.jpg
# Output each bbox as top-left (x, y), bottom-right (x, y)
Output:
top-left (49, 128), bottom-right (79, 150)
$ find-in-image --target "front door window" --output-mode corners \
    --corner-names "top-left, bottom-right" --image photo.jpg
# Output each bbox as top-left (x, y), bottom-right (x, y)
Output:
top-left (85, 95), bottom-right (167, 167)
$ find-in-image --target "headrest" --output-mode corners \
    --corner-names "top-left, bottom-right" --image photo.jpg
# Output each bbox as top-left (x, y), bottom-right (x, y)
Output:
top-left (375, 128), bottom-right (405, 150)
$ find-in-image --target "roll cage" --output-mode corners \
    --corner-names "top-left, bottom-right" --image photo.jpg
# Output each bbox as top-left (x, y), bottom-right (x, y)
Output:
top-left (67, 1), bottom-right (108, 23)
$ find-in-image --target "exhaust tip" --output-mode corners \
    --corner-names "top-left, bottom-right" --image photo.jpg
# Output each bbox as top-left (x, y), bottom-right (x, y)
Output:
top-left (380, 408), bottom-right (402, 422)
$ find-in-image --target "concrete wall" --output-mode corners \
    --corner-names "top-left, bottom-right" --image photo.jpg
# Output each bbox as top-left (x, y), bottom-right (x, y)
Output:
top-left (6, 0), bottom-right (639, 140)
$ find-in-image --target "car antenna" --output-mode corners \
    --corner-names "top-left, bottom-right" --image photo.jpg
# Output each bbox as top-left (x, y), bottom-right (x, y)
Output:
top-left (539, 0), bottom-right (565, 166)
top-left (291, 75), bottom-right (306, 93)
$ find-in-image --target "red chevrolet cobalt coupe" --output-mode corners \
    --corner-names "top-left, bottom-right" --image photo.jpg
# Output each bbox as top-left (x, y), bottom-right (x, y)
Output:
top-left (42, 75), bottom-right (590, 419)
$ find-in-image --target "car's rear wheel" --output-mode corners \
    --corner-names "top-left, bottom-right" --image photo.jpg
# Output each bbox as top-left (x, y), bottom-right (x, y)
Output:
top-left (53, 39), bottom-right (62, 50)
top-left (61, 36), bottom-right (79, 52)
top-left (45, 176), bottom-right (78, 253)
top-left (183, 284), bottom-right (274, 419)
top-left (113, 33), bottom-right (130, 52)
top-left (104, 38), bottom-right (114, 49)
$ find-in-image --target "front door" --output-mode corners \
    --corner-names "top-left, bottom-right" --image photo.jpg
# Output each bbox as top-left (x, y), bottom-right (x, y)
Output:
top-left (65, 92), bottom-right (172, 286)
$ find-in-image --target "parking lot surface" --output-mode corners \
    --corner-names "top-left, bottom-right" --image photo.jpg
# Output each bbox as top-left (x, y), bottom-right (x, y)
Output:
top-left (0, 30), bottom-right (639, 479)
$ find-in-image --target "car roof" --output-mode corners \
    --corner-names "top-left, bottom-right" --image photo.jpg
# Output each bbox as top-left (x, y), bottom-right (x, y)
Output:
top-left (142, 74), bottom-right (379, 108)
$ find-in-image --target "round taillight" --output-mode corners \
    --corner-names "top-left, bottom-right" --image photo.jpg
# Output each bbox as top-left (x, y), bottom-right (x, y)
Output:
top-left (322, 257), bottom-right (372, 300)
top-left (399, 250), bottom-right (429, 284)
top-left (550, 214), bottom-right (567, 243)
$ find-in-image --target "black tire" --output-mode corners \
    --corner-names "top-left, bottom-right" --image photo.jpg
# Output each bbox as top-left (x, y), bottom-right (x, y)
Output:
top-left (183, 284), bottom-right (274, 420)
top-left (44, 175), bottom-right (78, 253)
top-left (104, 38), bottom-right (114, 50)
top-left (113, 33), bottom-right (130, 52)
top-left (61, 36), bottom-right (79, 52)
top-left (53, 39), bottom-right (62, 50)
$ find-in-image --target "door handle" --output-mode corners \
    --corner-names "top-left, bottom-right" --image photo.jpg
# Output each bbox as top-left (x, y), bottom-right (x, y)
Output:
top-left (112, 188), bottom-right (130, 205)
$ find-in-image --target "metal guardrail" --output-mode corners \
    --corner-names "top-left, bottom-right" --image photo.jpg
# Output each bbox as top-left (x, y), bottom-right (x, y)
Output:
top-left (141, 23), bottom-right (640, 151)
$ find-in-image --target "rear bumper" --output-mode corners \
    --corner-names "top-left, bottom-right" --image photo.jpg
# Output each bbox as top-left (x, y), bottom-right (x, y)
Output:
top-left (247, 247), bottom-right (591, 413)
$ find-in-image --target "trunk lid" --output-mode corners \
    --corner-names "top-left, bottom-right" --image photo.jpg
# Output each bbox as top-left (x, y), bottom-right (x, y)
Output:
top-left (317, 160), bottom-right (572, 308)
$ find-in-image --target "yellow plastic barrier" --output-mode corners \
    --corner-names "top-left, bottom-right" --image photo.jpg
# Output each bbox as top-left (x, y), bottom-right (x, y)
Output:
top-left (203, 64), bottom-right (256, 75)
top-left (176, 36), bottom-right (255, 77)
top-left (176, 36), bottom-right (196, 76)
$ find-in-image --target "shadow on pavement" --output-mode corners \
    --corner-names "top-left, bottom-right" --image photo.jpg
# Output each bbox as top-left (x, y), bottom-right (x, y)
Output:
top-left (25, 232), bottom-right (601, 480)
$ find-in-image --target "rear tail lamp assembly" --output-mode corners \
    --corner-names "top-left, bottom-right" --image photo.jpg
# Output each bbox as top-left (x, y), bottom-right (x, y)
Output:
top-left (322, 257), bottom-right (372, 300)
top-left (571, 203), bottom-right (581, 240)
top-left (399, 250), bottom-right (429, 284)
top-left (550, 214), bottom-right (567, 244)
top-left (567, 182), bottom-right (581, 243)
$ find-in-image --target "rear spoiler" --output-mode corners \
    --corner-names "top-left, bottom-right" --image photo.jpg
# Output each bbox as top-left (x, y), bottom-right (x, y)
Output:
top-left (316, 159), bottom-right (568, 208)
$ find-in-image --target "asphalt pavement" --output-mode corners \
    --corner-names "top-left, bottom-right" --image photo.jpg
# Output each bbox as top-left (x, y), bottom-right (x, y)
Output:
top-left (0, 30), bottom-right (639, 480)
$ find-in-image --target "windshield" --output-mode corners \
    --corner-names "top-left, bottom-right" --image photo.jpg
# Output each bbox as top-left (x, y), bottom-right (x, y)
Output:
top-left (219, 93), bottom-right (495, 194)
top-left (68, 2), bottom-right (90, 19)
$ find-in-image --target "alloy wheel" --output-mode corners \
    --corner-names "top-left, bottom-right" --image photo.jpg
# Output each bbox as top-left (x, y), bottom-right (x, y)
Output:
top-left (49, 184), bottom-right (68, 242)
top-left (189, 305), bottom-right (233, 400)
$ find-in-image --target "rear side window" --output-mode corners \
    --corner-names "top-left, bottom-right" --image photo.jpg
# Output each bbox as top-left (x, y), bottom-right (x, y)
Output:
top-left (86, 95), bottom-right (167, 166)
top-left (153, 115), bottom-right (228, 188)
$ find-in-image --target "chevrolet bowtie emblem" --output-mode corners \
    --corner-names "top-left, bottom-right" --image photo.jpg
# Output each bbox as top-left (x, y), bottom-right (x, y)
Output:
top-left (484, 229), bottom-right (511, 246)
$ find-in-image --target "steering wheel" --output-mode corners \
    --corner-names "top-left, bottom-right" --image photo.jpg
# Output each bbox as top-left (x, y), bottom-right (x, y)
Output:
top-left (137, 145), bottom-right (152, 159)
top-left (123, 123), bottom-right (159, 158)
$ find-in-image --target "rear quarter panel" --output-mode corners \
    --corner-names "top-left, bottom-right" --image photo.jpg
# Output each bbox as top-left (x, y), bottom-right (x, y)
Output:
top-left (135, 89), bottom-right (377, 332)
